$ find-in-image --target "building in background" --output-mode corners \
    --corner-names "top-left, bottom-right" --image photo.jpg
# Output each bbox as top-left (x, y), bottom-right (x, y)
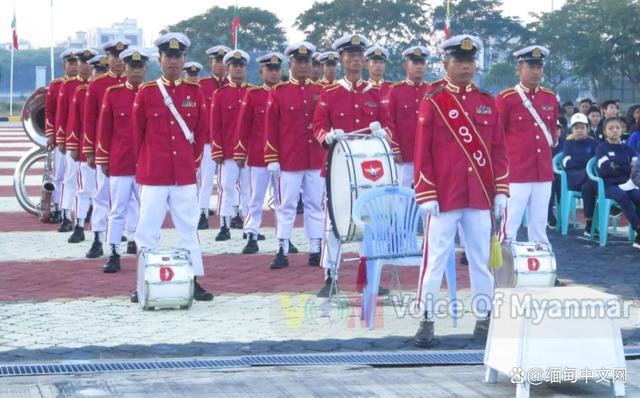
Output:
top-left (86, 18), bottom-right (143, 48)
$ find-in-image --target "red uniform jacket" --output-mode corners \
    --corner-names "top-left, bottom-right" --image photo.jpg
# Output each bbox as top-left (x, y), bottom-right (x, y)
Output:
top-left (210, 82), bottom-right (250, 160)
top-left (55, 77), bottom-right (86, 145)
top-left (496, 83), bottom-right (558, 183)
top-left (45, 77), bottom-right (65, 138)
top-left (386, 80), bottom-right (430, 162)
top-left (264, 79), bottom-right (324, 171)
top-left (96, 82), bottom-right (139, 176)
top-left (233, 85), bottom-right (270, 168)
top-left (313, 79), bottom-right (397, 176)
top-left (132, 77), bottom-right (208, 186)
top-left (199, 75), bottom-right (229, 112)
top-left (414, 83), bottom-right (509, 210)
top-left (82, 72), bottom-right (126, 155)
top-left (369, 79), bottom-right (393, 100)
top-left (65, 84), bottom-right (88, 161)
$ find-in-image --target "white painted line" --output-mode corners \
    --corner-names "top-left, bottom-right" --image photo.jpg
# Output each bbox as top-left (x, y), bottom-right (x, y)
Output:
top-left (0, 175), bottom-right (42, 186)
top-left (0, 162), bottom-right (41, 169)
top-left (0, 143), bottom-right (34, 148)
top-left (0, 151), bottom-right (35, 157)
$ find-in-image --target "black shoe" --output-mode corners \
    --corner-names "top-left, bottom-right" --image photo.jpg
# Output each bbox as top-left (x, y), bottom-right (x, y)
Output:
top-left (230, 214), bottom-right (244, 229)
top-left (208, 209), bottom-right (215, 216)
top-left (270, 252), bottom-right (289, 269)
top-left (197, 213), bottom-right (209, 230)
top-left (86, 240), bottom-right (104, 258)
top-left (121, 235), bottom-right (127, 242)
top-left (610, 206), bottom-right (623, 217)
top-left (67, 226), bottom-right (85, 243)
top-left (58, 218), bottom-right (72, 232)
top-left (554, 278), bottom-right (566, 286)
top-left (194, 280), bottom-right (213, 301)
top-left (215, 226), bottom-right (230, 241)
top-left (48, 210), bottom-right (62, 224)
top-left (414, 317), bottom-right (435, 348)
top-left (103, 253), bottom-right (121, 273)
top-left (130, 291), bottom-right (138, 303)
top-left (547, 214), bottom-right (557, 228)
top-left (473, 315), bottom-right (491, 341)
top-left (308, 252), bottom-right (321, 266)
top-left (460, 251), bottom-right (469, 265)
top-left (296, 197), bottom-right (304, 214)
top-left (316, 277), bottom-right (337, 297)
top-left (378, 286), bottom-right (390, 296)
top-left (126, 241), bottom-right (137, 255)
top-left (242, 233), bottom-right (265, 241)
top-left (242, 238), bottom-right (259, 254)
top-left (288, 240), bottom-right (299, 254)
top-left (584, 220), bottom-right (593, 237)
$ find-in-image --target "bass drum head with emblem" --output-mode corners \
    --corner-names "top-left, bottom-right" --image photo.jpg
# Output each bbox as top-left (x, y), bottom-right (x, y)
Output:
top-left (493, 241), bottom-right (556, 288)
top-left (326, 136), bottom-right (397, 242)
top-left (137, 248), bottom-right (194, 310)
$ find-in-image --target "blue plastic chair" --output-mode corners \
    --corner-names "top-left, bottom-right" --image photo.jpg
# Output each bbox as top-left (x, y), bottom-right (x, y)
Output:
top-left (552, 152), bottom-right (580, 235)
top-left (352, 186), bottom-right (458, 329)
top-left (586, 158), bottom-right (636, 246)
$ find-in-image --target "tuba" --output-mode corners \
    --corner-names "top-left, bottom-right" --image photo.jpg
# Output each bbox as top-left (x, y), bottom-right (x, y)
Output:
top-left (13, 87), bottom-right (56, 220)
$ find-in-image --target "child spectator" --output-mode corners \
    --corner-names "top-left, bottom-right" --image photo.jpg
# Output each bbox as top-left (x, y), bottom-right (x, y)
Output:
top-left (578, 98), bottom-right (593, 115)
top-left (587, 106), bottom-right (603, 141)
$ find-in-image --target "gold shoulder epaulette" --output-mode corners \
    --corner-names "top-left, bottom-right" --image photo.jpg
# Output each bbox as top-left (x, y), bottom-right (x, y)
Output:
top-left (499, 87), bottom-right (518, 98)
top-left (139, 81), bottom-right (157, 90)
top-left (428, 78), bottom-right (444, 85)
top-left (272, 81), bottom-right (289, 90)
top-left (51, 77), bottom-right (65, 84)
top-left (540, 86), bottom-right (555, 95)
top-left (390, 81), bottom-right (406, 88)
top-left (324, 83), bottom-right (341, 93)
top-left (75, 84), bottom-right (88, 92)
top-left (426, 85), bottom-right (446, 98)
top-left (92, 74), bottom-right (109, 82)
top-left (247, 85), bottom-right (262, 92)
top-left (106, 83), bottom-right (125, 93)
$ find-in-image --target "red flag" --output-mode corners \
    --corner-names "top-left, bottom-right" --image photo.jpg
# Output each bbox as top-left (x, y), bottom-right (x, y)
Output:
top-left (11, 11), bottom-right (18, 50)
top-left (231, 16), bottom-right (240, 48)
top-left (443, 0), bottom-right (451, 39)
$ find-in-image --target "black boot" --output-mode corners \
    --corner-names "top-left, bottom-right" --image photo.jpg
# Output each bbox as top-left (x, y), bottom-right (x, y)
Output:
top-left (194, 278), bottom-right (213, 301)
top-left (103, 246), bottom-right (121, 273)
top-left (473, 313), bottom-right (491, 341)
top-left (197, 213), bottom-right (209, 230)
top-left (584, 220), bottom-right (593, 237)
top-left (460, 251), bottom-right (469, 265)
top-left (215, 225), bottom-right (231, 241)
top-left (48, 209), bottom-right (62, 224)
top-left (296, 196), bottom-right (304, 214)
top-left (86, 234), bottom-right (104, 258)
top-left (58, 217), bottom-right (72, 232)
top-left (243, 232), bottom-right (265, 241)
top-left (130, 291), bottom-right (138, 303)
top-left (288, 240), bottom-right (299, 254)
top-left (633, 227), bottom-right (640, 249)
top-left (308, 252), bottom-right (321, 266)
top-left (126, 241), bottom-right (137, 255)
top-left (242, 234), bottom-right (260, 254)
top-left (414, 315), bottom-right (435, 348)
top-left (68, 226), bottom-right (85, 243)
top-left (270, 243), bottom-right (289, 269)
top-left (230, 214), bottom-right (244, 229)
top-left (120, 235), bottom-right (127, 242)
top-left (316, 276), bottom-right (337, 298)
top-left (208, 209), bottom-right (215, 216)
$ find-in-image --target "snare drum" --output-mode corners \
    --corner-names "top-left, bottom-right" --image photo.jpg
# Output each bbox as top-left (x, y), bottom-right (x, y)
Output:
top-left (137, 248), bottom-right (194, 310)
top-left (326, 135), bottom-right (397, 242)
top-left (493, 241), bottom-right (557, 288)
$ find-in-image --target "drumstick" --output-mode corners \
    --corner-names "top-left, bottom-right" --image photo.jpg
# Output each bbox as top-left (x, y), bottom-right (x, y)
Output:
top-left (344, 121), bottom-right (381, 135)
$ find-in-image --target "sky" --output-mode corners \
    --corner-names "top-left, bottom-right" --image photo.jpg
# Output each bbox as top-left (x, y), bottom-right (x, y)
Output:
top-left (3, 0), bottom-right (566, 49)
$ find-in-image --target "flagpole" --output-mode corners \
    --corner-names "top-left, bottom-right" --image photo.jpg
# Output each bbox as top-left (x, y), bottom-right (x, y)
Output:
top-left (9, 41), bottom-right (14, 116)
top-left (50, 0), bottom-right (54, 79)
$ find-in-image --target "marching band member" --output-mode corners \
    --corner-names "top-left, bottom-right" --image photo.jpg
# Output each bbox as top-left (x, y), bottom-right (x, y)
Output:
top-left (210, 49), bottom-right (252, 241)
top-left (233, 52), bottom-right (284, 254)
top-left (413, 35), bottom-right (509, 348)
top-left (131, 32), bottom-right (213, 302)
top-left (197, 45), bottom-right (231, 230)
top-left (44, 49), bottom-right (78, 224)
top-left (264, 42), bottom-right (324, 269)
top-left (96, 47), bottom-right (149, 273)
top-left (183, 61), bottom-right (203, 83)
top-left (55, 48), bottom-right (95, 233)
top-left (386, 45), bottom-right (431, 187)
top-left (497, 45), bottom-right (558, 245)
top-left (318, 51), bottom-right (339, 86)
top-left (66, 54), bottom-right (108, 243)
top-left (365, 45), bottom-right (392, 98)
top-left (313, 33), bottom-right (396, 296)
top-left (310, 53), bottom-right (322, 83)
top-left (83, 39), bottom-right (130, 258)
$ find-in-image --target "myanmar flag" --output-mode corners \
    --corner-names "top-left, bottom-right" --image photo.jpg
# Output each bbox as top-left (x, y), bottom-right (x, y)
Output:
top-left (11, 11), bottom-right (18, 50)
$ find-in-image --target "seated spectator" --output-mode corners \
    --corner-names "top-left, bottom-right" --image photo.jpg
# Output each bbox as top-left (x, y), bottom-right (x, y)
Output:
top-left (632, 156), bottom-right (640, 188)
top-left (563, 101), bottom-right (575, 119)
top-left (562, 113), bottom-right (598, 235)
top-left (579, 98), bottom-right (593, 115)
top-left (596, 116), bottom-right (640, 249)
top-left (587, 106), bottom-right (604, 141)
top-left (626, 106), bottom-right (640, 153)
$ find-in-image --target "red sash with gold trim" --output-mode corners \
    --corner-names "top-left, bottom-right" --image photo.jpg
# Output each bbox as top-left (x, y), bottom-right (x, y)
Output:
top-left (429, 89), bottom-right (495, 207)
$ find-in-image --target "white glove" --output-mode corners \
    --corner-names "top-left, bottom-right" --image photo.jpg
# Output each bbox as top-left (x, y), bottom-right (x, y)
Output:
top-left (325, 129), bottom-right (345, 144)
top-left (419, 200), bottom-right (439, 217)
top-left (371, 128), bottom-right (387, 139)
top-left (493, 194), bottom-right (508, 219)
top-left (267, 162), bottom-right (281, 177)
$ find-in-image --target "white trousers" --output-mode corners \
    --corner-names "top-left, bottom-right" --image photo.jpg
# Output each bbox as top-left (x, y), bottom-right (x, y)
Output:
top-left (91, 168), bottom-right (110, 232)
top-left (276, 170), bottom-right (324, 241)
top-left (52, 147), bottom-right (65, 205)
top-left (198, 144), bottom-right (218, 210)
top-left (75, 162), bottom-right (96, 222)
top-left (397, 162), bottom-right (414, 188)
top-left (136, 184), bottom-right (203, 276)
top-left (217, 159), bottom-right (249, 220)
top-left (417, 209), bottom-right (494, 317)
top-left (502, 182), bottom-right (552, 244)
top-left (60, 152), bottom-right (77, 212)
top-left (244, 166), bottom-right (277, 235)
top-left (107, 176), bottom-right (140, 246)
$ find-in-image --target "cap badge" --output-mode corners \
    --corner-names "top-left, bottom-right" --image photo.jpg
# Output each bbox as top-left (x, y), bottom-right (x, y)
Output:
top-left (116, 42), bottom-right (124, 51)
top-left (460, 38), bottom-right (473, 51)
top-left (270, 55), bottom-right (279, 64)
top-left (131, 52), bottom-right (142, 61)
top-left (233, 51), bottom-right (242, 59)
top-left (299, 45), bottom-right (308, 55)
top-left (83, 50), bottom-right (91, 58)
top-left (374, 48), bottom-right (382, 56)
top-left (413, 48), bottom-right (422, 56)
top-left (190, 66), bottom-right (197, 71)
top-left (217, 49), bottom-right (225, 56)
top-left (169, 39), bottom-right (180, 49)
top-left (351, 35), bottom-right (361, 45)
top-left (99, 57), bottom-right (108, 65)
top-left (328, 54), bottom-right (335, 61)
top-left (532, 48), bottom-right (542, 58)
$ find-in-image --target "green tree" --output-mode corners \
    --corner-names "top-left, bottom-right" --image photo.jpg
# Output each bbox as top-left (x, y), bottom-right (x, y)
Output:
top-left (484, 61), bottom-right (517, 90)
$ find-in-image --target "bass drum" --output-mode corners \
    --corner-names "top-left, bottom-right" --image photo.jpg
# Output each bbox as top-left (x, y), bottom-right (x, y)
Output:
top-left (326, 135), bottom-right (397, 242)
top-left (493, 241), bottom-right (557, 288)
top-left (137, 248), bottom-right (194, 310)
